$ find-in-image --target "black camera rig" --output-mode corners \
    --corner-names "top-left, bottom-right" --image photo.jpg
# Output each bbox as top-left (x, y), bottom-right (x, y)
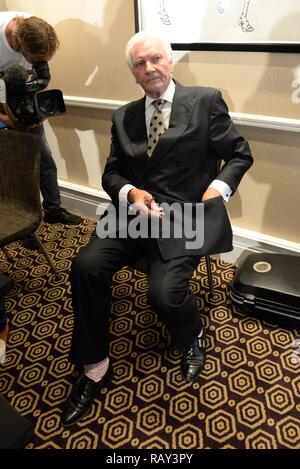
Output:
top-left (0, 61), bottom-right (66, 129)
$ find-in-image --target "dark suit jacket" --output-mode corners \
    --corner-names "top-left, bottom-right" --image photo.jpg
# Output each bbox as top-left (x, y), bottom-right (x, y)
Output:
top-left (102, 81), bottom-right (253, 260)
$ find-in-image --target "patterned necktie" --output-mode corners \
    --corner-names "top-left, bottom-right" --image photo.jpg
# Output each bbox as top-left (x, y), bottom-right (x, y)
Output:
top-left (147, 99), bottom-right (166, 157)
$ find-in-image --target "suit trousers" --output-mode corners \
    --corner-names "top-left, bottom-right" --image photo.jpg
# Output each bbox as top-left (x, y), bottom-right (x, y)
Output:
top-left (69, 234), bottom-right (203, 365)
top-left (30, 124), bottom-right (61, 212)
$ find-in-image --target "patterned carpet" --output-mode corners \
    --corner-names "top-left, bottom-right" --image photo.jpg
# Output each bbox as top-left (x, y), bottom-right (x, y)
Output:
top-left (0, 217), bottom-right (299, 450)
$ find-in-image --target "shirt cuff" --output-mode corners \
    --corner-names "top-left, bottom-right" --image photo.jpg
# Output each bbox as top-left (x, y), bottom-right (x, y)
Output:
top-left (208, 180), bottom-right (232, 202)
top-left (118, 184), bottom-right (136, 205)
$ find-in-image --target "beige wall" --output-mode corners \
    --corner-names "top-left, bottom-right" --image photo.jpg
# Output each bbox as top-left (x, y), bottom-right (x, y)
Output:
top-left (2, 0), bottom-right (300, 244)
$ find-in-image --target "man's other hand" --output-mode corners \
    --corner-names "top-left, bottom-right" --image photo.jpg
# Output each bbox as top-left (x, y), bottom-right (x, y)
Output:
top-left (128, 188), bottom-right (164, 218)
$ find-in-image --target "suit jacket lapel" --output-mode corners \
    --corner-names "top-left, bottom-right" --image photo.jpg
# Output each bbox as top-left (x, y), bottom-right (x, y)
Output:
top-left (124, 97), bottom-right (148, 158)
top-left (148, 81), bottom-right (198, 166)
top-left (122, 82), bottom-right (198, 172)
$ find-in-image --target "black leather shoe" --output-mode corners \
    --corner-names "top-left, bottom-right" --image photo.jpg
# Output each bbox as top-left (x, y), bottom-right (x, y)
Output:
top-left (181, 331), bottom-right (206, 382)
top-left (61, 373), bottom-right (108, 426)
top-left (44, 208), bottom-right (82, 225)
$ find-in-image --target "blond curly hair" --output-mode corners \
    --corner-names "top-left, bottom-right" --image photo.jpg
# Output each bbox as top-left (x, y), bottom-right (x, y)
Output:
top-left (14, 16), bottom-right (59, 57)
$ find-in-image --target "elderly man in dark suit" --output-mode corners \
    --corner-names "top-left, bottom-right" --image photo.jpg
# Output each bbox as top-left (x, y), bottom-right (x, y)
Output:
top-left (61, 31), bottom-right (253, 426)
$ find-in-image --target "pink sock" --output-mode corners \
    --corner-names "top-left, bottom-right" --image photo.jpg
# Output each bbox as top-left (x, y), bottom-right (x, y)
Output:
top-left (84, 357), bottom-right (109, 382)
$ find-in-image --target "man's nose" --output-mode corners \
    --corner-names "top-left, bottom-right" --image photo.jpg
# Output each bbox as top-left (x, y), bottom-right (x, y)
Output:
top-left (145, 60), bottom-right (155, 72)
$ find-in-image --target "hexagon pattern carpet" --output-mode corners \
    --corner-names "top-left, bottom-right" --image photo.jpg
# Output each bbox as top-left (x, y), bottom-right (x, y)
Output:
top-left (0, 218), bottom-right (299, 449)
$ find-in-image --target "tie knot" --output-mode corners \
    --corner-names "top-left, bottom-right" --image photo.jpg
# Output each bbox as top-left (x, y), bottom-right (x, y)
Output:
top-left (153, 99), bottom-right (165, 111)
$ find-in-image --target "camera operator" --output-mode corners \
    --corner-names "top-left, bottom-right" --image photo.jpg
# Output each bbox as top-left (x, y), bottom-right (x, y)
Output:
top-left (0, 12), bottom-right (82, 226)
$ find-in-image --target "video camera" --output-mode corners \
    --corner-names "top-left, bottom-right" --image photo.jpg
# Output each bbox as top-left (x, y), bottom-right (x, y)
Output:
top-left (0, 61), bottom-right (66, 129)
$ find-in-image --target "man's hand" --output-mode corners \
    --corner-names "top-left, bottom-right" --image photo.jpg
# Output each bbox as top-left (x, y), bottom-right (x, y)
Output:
top-left (0, 111), bottom-right (38, 132)
top-left (0, 112), bottom-right (14, 128)
top-left (128, 188), bottom-right (164, 218)
top-left (201, 187), bottom-right (222, 201)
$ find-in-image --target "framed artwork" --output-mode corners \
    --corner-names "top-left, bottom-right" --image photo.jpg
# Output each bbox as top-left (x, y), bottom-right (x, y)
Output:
top-left (134, 0), bottom-right (300, 52)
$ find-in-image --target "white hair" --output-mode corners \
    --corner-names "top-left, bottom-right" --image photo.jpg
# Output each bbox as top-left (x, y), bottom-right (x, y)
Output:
top-left (125, 31), bottom-right (173, 70)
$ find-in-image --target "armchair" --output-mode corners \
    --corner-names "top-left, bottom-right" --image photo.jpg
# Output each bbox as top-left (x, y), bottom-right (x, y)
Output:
top-left (0, 129), bottom-right (57, 274)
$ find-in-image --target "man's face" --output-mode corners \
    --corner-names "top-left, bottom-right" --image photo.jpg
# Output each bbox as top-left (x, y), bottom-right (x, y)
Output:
top-left (16, 38), bottom-right (53, 63)
top-left (131, 39), bottom-right (173, 98)
top-left (21, 49), bottom-right (53, 64)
